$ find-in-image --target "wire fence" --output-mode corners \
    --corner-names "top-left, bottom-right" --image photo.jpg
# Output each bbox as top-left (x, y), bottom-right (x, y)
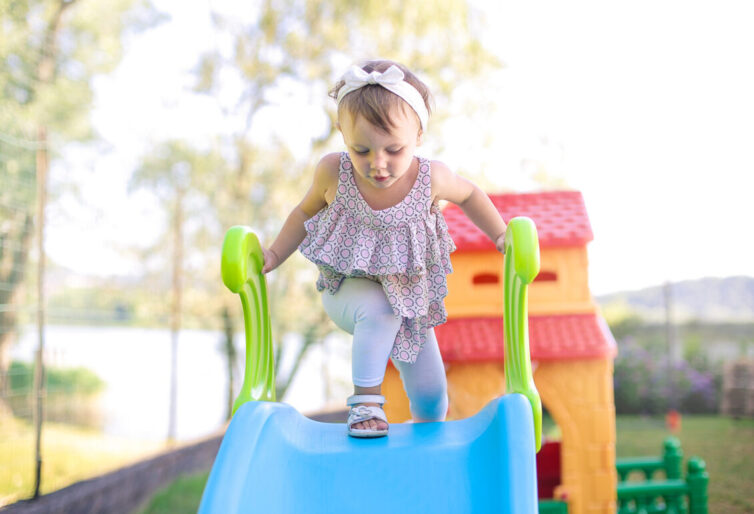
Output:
top-left (0, 137), bottom-right (230, 505)
top-left (1, 134), bottom-right (40, 506)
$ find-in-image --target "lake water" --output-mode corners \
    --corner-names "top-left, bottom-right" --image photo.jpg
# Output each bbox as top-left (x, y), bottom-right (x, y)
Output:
top-left (12, 325), bottom-right (351, 442)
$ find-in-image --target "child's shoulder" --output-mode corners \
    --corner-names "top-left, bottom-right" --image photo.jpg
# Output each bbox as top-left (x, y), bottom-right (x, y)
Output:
top-left (428, 159), bottom-right (470, 205)
top-left (428, 159), bottom-right (454, 184)
top-left (428, 158), bottom-right (451, 172)
top-left (317, 152), bottom-right (342, 170)
top-left (311, 153), bottom-right (342, 196)
top-left (314, 152), bottom-right (342, 179)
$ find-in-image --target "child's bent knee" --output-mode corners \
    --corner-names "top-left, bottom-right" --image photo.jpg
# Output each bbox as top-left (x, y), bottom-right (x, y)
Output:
top-left (407, 383), bottom-right (448, 422)
top-left (410, 392), bottom-right (448, 422)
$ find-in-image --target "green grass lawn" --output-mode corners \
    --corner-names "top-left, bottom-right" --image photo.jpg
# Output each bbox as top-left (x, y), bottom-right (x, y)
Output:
top-left (136, 415), bottom-right (754, 514)
top-left (615, 415), bottom-right (754, 514)
top-left (135, 471), bottom-right (210, 514)
top-left (1, 416), bottom-right (164, 508)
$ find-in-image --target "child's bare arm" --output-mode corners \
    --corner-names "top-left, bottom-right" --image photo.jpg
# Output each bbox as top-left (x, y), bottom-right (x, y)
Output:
top-left (262, 154), bottom-right (339, 273)
top-left (431, 161), bottom-right (507, 252)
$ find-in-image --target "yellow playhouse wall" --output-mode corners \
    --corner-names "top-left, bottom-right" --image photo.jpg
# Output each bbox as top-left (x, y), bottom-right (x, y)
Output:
top-left (383, 358), bottom-right (616, 514)
top-left (445, 248), bottom-right (595, 318)
top-left (538, 359), bottom-right (617, 514)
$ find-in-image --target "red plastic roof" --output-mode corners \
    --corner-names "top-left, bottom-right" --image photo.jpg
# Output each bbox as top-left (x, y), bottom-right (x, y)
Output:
top-left (442, 191), bottom-right (594, 250)
top-left (435, 313), bottom-right (617, 362)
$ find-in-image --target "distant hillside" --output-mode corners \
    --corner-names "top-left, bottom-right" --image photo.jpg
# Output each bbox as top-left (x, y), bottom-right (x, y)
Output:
top-left (595, 276), bottom-right (754, 323)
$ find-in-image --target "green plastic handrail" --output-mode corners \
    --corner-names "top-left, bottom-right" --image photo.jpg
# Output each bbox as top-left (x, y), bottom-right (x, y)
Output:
top-left (221, 226), bottom-right (276, 415)
top-left (503, 216), bottom-right (543, 452)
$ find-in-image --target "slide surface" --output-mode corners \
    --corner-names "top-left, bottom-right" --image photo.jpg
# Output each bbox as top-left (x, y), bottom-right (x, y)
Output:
top-left (199, 393), bottom-right (538, 513)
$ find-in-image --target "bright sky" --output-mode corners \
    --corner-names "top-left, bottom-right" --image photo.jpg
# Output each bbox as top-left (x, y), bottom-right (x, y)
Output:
top-left (46, 0), bottom-right (754, 296)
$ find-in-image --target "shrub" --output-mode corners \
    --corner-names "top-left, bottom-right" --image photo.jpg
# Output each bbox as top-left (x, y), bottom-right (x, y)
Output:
top-left (613, 338), bottom-right (721, 415)
top-left (7, 361), bottom-right (106, 427)
top-left (8, 361), bottom-right (105, 396)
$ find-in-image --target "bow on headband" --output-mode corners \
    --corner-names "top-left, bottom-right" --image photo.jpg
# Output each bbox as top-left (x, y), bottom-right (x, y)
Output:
top-left (336, 65), bottom-right (429, 130)
top-left (341, 65), bottom-right (406, 88)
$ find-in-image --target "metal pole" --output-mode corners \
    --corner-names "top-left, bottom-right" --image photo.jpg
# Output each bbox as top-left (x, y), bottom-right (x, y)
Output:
top-left (32, 126), bottom-right (48, 498)
top-left (663, 281), bottom-right (680, 409)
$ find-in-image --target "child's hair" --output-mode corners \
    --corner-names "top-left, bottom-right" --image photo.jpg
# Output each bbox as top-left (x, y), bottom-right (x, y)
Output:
top-left (329, 59), bottom-right (433, 134)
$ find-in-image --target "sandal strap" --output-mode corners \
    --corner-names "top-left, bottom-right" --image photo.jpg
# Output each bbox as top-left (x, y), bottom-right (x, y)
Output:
top-left (346, 394), bottom-right (385, 406)
top-left (348, 405), bottom-right (388, 426)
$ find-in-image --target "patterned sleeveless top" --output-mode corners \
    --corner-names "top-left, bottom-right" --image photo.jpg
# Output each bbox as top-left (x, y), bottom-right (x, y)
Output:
top-left (299, 152), bottom-right (456, 363)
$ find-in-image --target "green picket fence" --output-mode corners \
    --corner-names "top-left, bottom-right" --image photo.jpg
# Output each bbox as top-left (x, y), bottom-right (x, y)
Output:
top-left (616, 437), bottom-right (709, 514)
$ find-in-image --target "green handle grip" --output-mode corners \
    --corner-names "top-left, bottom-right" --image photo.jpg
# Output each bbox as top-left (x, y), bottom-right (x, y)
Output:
top-left (222, 226), bottom-right (276, 414)
top-left (503, 217), bottom-right (543, 452)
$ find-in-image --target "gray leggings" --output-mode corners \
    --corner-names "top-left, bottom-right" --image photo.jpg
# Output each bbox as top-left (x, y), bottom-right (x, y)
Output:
top-left (322, 278), bottom-right (448, 422)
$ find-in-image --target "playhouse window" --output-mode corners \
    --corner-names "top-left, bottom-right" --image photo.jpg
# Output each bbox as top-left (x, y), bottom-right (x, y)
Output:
top-left (472, 272), bottom-right (500, 285)
top-left (534, 271), bottom-right (558, 282)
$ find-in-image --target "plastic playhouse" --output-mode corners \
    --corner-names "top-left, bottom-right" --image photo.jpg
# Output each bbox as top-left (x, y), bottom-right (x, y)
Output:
top-left (383, 191), bottom-right (617, 512)
top-left (200, 217), bottom-right (544, 513)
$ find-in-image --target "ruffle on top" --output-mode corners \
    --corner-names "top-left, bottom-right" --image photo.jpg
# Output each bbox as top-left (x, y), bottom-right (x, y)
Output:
top-left (299, 152), bottom-right (456, 363)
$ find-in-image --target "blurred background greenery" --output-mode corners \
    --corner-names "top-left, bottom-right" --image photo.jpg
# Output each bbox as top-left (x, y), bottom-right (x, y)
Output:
top-left (1, 0), bottom-right (752, 510)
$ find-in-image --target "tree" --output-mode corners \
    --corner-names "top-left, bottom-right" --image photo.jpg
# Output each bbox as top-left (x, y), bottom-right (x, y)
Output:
top-left (130, 140), bottom-right (227, 439)
top-left (0, 0), bottom-right (162, 414)
top-left (191, 0), bottom-right (502, 400)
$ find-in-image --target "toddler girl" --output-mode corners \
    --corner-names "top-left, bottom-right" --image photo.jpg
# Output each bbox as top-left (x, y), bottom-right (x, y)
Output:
top-left (261, 59), bottom-right (507, 437)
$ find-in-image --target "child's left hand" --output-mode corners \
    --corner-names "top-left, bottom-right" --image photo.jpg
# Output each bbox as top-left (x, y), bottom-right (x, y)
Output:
top-left (495, 230), bottom-right (507, 254)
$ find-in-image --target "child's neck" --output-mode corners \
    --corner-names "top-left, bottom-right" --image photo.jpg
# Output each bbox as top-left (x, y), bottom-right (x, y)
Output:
top-left (354, 157), bottom-right (420, 212)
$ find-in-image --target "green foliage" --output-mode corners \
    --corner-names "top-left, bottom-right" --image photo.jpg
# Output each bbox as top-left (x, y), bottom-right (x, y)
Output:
top-left (136, 472), bottom-right (209, 514)
top-left (198, 0), bottom-right (501, 150)
top-left (46, 285), bottom-right (135, 324)
top-left (130, 140), bottom-right (228, 200)
top-left (0, 0), bottom-right (162, 138)
top-left (607, 315), bottom-right (646, 341)
top-left (8, 360), bottom-right (105, 395)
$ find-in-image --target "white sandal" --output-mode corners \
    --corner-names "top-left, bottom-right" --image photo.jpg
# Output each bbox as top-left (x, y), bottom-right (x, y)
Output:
top-left (346, 394), bottom-right (389, 438)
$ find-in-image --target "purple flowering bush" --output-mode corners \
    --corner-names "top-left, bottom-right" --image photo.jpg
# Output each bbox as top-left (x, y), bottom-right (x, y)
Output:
top-left (613, 336), bottom-right (721, 414)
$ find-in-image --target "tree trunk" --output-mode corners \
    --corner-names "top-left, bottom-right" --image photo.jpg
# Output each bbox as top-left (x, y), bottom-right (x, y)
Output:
top-left (221, 306), bottom-right (236, 421)
top-left (167, 189), bottom-right (184, 442)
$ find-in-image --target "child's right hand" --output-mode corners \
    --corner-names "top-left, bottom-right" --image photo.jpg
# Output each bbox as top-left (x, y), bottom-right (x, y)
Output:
top-left (261, 247), bottom-right (280, 274)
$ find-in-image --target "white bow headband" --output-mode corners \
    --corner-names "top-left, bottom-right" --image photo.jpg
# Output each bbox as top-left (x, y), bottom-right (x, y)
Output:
top-left (336, 65), bottom-right (429, 131)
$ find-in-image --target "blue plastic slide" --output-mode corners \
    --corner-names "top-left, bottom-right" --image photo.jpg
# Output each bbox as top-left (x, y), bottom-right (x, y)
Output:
top-left (199, 394), bottom-right (537, 513)
top-left (199, 217), bottom-right (542, 513)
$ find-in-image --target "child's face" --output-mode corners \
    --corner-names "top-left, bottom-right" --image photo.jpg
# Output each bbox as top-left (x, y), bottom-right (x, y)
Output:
top-left (338, 104), bottom-right (422, 190)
